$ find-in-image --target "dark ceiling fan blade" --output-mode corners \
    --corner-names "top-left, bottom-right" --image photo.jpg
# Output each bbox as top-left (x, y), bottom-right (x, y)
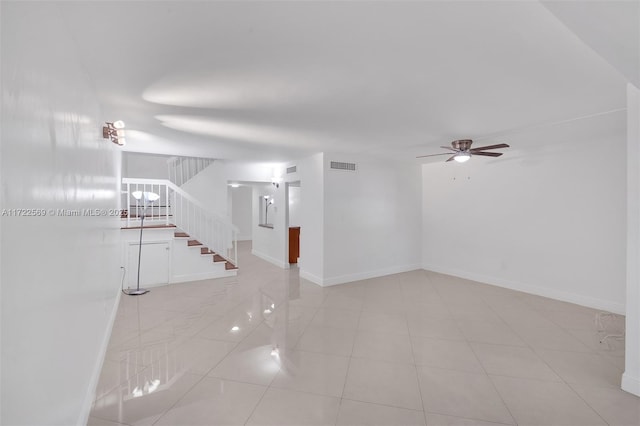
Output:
top-left (469, 143), bottom-right (510, 152)
top-left (445, 154), bottom-right (457, 162)
top-left (416, 152), bottom-right (457, 158)
top-left (472, 151), bottom-right (503, 157)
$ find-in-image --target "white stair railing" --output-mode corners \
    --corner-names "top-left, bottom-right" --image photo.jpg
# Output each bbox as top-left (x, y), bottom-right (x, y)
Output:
top-left (122, 178), bottom-right (238, 266)
top-left (167, 157), bottom-right (215, 187)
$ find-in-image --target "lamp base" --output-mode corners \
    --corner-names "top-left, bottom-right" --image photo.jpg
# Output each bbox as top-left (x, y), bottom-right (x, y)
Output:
top-left (123, 288), bottom-right (150, 296)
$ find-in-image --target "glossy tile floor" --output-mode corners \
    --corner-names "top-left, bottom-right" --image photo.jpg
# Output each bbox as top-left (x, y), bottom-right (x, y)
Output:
top-left (89, 242), bottom-right (639, 426)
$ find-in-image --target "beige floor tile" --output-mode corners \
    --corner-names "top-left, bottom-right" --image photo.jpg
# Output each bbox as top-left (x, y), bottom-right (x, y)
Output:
top-left (570, 384), bottom-right (640, 426)
top-left (154, 377), bottom-right (266, 425)
top-left (295, 325), bottom-right (357, 357)
top-left (491, 375), bottom-right (606, 426)
top-left (288, 289), bottom-right (328, 308)
top-left (470, 342), bottom-right (561, 381)
top-left (407, 317), bottom-right (465, 341)
top-left (447, 303), bottom-right (503, 323)
top-left (336, 399), bottom-right (426, 426)
top-left (519, 294), bottom-right (598, 314)
top-left (362, 298), bottom-right (408, 315)
top-left (116, 307), bottom-right (180, 331)
top-left (171, 337), bottom-right (237, 375)
top-left (343, 358), bottom-right (423, 410)
top-left (456, 320), bottom-right (526, 347)
top-left (105, 330), bottom-right (179, 368)
top-left (401, 283), bottom-right (441, 303)
top-left (405, 302), bottom-right (452, 320)
top-left (310, 307), bottom-right (361, 330)
top-left (91, 244), bottom-right (630, 425)
top-left (411, 336), bottom-right (484, 373)
top-left (537, 350), bottom-right (623, 388)
top-left (352, 330), bottom-right (415, 364)
top-left (208, 343), bottom-right (282, 386)
top-left (247, 387), bottom-right (340, 425)
top-left (322, 291), bottom-right (364, 310)
top-left (91, 371), bottom-right (203, 425)
top-left (358, 311), bottom-right (409, 335)
top-left (107, 325), bottom-right (143, 348)
top-left (545, 310), bottom-right (602, 331)
top-left (513, 323), bottom-right (593, 352)
top-left (93, 358), bottom-right (140, 401)
top-left (565, 327), bottom-right (625, 356)
top-left (238, 322), bottom-right (301, 354)
top-left (150, 310), bottom-right (220, 337)
top-left (196, 308), bottom-right (262, 342)
top-left (425, 413), bottom-right (513, 426)
top-left (271, 350), bottom-right (350, 397)
top-left (87, 417), bottom-right (128, 426)
top-left (417, 366), bottom-right (514, 425)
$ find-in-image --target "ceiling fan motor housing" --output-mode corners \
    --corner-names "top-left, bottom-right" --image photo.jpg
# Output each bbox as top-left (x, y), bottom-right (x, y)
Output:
top-left (452, 139), bottom-right (473, 151)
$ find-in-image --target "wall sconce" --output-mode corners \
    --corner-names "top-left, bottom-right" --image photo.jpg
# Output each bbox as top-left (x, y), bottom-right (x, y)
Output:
top-left (103, 120), bottom-right (126, 146)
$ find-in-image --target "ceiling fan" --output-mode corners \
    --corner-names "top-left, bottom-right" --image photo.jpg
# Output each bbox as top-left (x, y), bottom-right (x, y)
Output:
top-left (417, 139), bottom-right (510, 163)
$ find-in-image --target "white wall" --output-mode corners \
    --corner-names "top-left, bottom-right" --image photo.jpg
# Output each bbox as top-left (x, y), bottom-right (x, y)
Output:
top-left (181, 160), bottom-right (228, 216)
top-left (122, 152), bottom-right (170, 179)
top-left (231, 185), bottom-right (253, 240)
top-left (297, 153), bottom-right (325, 284)
top-left (624, 83), bottom-right (640, 396)
top-left (181, 160), bottom-right (275, 219)
top-left (322, 155), bottom-right (422, 285)
top-left (288, 186), bottom-right (301, 227)
top-left (422, 111), bottom-right (627, 313)
top-left (1, 3), bottom-right (122, 424)
top-left (251, 183), bottom-right (287, 267)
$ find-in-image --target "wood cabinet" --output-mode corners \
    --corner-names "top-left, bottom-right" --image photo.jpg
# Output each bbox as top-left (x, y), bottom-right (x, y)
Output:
top-left (289, 227), bottom-right (300, 264)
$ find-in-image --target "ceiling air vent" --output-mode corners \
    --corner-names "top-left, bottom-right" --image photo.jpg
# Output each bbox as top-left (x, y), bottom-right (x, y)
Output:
top-left (330, 161), bottom-right (357, 171)
top-left (286, 166), bottom-right (297, 174)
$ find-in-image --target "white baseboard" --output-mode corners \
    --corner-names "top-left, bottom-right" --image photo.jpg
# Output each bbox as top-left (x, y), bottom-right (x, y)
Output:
top-left (622, 373), bottom-right (640, 397)
top-left (79, 284), bottom-right (122, 425)
top-left (299, 269), bottom-right (324, 286)
top-left (317, 263), bottom-right (422, 287)
top-left (422, 263), bottom-right (625, 315)
top-left (251, 249), bottom-right (287, 269)
top-left (171, 269), bottom-right (236, 284)
top-left (300, 264), bottom-right (423, 288)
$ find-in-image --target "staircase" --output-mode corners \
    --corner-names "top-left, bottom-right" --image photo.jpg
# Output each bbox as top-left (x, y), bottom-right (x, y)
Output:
top-left (174, 232), bottom-right (238, 271)
top-left (121, 177), bottom-right (239, 284)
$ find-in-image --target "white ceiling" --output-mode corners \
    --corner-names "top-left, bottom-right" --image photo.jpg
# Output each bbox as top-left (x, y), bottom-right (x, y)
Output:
top-left (58, 1), bottom-right (633, 163)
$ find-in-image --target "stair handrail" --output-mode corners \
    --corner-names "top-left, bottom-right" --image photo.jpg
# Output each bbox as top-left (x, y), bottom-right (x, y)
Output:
top-left (122, 178), bottom-right (239, 265)
top-left (122, 178), bottom-right (237, 231)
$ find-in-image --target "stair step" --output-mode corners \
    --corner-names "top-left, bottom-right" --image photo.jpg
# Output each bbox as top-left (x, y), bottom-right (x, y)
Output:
top-left (188, 240), bottom-right (203, 246)
top-left (225, 262), bottom-right (238, 270)
top-left (174, 232), bottom-right (189, 238)
top-left (200, 247), bottom-right (214, 255)
top-left (213, 254), bottom-right (226, 262)
top-left (127, 214), bottom-right (173, 218)
top-left (121, 224), bottom-right (176, 230)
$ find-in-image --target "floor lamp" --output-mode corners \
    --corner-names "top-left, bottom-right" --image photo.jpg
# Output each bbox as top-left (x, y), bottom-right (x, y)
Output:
top-left (124, 190), bottom-right (160, 296)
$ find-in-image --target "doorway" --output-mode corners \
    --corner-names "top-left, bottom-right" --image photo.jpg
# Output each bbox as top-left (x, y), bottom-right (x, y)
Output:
top-left (287, 181), bottom-right (301, 265)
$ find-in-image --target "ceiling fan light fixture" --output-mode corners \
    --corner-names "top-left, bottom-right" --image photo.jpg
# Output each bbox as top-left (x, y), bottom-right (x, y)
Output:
top-left (454, 153), bottom-right (471, 163)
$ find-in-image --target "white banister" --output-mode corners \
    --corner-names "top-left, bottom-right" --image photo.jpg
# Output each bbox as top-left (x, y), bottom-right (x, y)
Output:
top-left (167, 156), bottom-right (215, 187)
top-left (122, 177), bottom-right (239, 266)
